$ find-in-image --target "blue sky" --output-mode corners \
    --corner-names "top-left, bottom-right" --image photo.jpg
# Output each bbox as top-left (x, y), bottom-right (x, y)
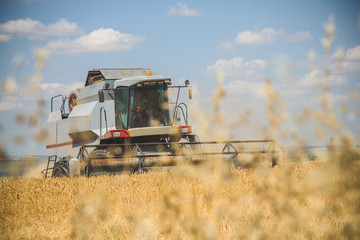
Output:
top-left (0, 0), bottom-right (359, 156)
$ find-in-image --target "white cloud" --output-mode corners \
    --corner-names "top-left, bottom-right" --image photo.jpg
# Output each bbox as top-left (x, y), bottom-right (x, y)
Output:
top-left (0, 33), bottom-right (12, 42)
top-left (297, 69), bottom-right (319, 87)
top-left (309, 93), bottom-right (347, 108)
top-left (40, 82), bottom-right (83, 96)
top-left (298, 45), bottom-right (360, 78)
top-left (345, 45), bottom-right (360, 61)
top-left (342, 61), bottom-right (360, 73)
top-left (0, 18), bottom-right (83, 41)
top-left (65, 82), bottom-right (83, 94)
top-left (285, 31), bottom-right (313, 42)
top-left (234, 28), bottom-right (284, 46)
top-left (0, 81), bottom-right (82, 112)
top-left (307, 46), bottom-right (360, 74)
top-left (46, 19), bottom-right (83, 37)
top-left (40, 82), bottom-right (64, 91)
top-left (0, 96), bottom-right (24, 111)
top-left (219, 28), bottom-right (313, 48)
top-left (297, 69), bottom-right (346, 87)
top-left (168, 2), bottom-right (204, 16)
top-left (281, 88), bottom-right (307, 99)
top-left (45, 28), bottom-right (144, 55)
top-left (328, 45), bottom-right (360, 73)
top-left (273, 54), bottom-right (296, 83)
top-left (206, 57), bottom-right (267, 77)
top-left (0, 101), bottom-right (24, 111)
top-left (11, 54), bottom-right (31, 69)
top-left (217, 41), bottom-right (233, 50)
top-left (225, 80), bottom-right (266, 98)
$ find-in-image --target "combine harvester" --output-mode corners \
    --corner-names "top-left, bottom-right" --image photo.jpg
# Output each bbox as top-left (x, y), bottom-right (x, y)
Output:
top-left (43, 68), bottom-right (282, 177)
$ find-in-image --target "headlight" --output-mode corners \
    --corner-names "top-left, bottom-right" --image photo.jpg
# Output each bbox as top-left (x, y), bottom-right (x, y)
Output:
top-left (113, 131), bottom-right (121, 137)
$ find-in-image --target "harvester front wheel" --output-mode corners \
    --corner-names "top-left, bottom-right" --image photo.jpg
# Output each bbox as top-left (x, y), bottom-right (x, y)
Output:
top-left (52, 166), bottom-right (66, 178)
top-left (89, 149), bottom-right (114, 159)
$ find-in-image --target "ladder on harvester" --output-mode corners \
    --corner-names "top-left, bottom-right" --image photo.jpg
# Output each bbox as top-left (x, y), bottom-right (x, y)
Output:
top-left (43, 155), bottom-right (57, 178)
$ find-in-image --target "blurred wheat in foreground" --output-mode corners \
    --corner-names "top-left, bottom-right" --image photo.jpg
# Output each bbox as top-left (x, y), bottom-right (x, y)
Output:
top-left (1, 154), bottom-right (359, 239)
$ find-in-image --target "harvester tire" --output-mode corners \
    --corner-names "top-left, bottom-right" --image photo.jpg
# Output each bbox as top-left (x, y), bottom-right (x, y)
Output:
top-left (89, 149), bottom-right (114, 159)
top-left (52, 166), bottom-right (66, 178)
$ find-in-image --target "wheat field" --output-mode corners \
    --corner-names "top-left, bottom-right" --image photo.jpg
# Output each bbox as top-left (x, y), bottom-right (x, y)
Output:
top-left (1, 15), bottom-right (359, 240)
top-left (1, 151), bottom-right (359, 239)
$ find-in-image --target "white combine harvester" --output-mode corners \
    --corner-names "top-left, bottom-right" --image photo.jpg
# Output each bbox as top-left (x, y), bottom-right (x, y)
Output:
top-left (43, 68), bottom-right (282, 177)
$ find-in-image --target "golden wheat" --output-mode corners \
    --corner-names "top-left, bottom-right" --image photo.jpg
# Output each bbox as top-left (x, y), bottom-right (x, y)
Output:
top-left (1, 158), bottom-right (359, 239)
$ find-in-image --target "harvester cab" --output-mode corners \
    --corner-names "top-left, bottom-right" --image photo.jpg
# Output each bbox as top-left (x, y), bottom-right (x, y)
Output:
top-left (44, 68), bottom-right (197, 177)
top-left (44, 68), bottom-right (283, 178)
top-left (94, 69), bottom-right (193, 144)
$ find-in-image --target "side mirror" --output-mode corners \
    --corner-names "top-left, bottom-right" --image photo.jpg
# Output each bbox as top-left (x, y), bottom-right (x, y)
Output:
top-left (188, 88), bottom-right (192, 100)
top-left (98, 90), bottom-right (104, 103)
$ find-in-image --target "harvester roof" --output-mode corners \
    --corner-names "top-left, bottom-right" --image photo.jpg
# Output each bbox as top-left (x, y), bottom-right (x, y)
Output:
top-left (86, 68), bottom-right (152, 86)
top-left (85, 68), bottom-right (171, 88)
